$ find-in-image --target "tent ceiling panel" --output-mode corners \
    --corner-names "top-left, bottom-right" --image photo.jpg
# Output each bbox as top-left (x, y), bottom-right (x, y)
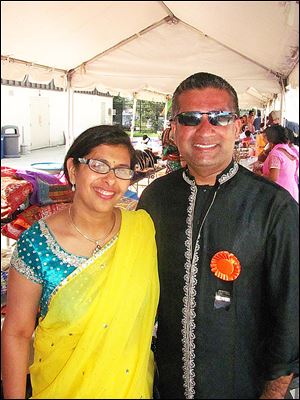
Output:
top-left (288, 62), bottom-right (299, 88)
top-left (1, 1), bottom-right (299, 108)
top-left (71, 21), bottom-right (281, 100)
top-left (165, 1), bottom-right (299, 77)
top-left (1, 1), bottom-right (166, 70)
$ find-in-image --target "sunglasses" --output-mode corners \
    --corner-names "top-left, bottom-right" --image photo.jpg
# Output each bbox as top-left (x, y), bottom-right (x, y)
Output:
top-left (173, 111), bottom-right (237, 127)
top-left (78, 158), bottom-right (134, 180)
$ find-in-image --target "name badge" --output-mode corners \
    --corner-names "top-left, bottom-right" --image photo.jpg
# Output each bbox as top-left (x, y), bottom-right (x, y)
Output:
top-left (214, 289), bottom-right (231, 310)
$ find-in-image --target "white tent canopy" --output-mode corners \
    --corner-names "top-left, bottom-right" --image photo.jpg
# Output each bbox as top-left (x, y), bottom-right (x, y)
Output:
top-left (1, 0), bottom-right (299, 109)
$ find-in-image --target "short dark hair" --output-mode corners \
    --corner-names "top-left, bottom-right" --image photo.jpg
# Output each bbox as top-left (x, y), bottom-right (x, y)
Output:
top-left (286, 127), bottom-right (296, 144)
top-left (171, 72), bottom-right (239, 117)
top-left (265, 125), bottom-right (290, 145)
top-left (63, 125), bottom-right (136, 184)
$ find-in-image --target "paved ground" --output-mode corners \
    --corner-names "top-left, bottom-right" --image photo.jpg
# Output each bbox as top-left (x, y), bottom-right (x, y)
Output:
top-left (1, 145), bottom-right (67, 171)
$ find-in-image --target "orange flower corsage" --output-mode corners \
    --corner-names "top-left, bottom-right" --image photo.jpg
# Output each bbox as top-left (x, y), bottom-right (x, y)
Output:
top-left (210, 251), bottom-right (241, 281)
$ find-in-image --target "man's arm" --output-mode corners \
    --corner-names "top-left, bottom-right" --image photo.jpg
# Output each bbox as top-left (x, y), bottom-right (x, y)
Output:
top-left (260, 373), bottom-right (294, 399)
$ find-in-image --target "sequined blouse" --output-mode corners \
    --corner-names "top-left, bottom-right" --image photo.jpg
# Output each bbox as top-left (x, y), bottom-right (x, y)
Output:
top-left (10, 219), bottom-right (117, 317)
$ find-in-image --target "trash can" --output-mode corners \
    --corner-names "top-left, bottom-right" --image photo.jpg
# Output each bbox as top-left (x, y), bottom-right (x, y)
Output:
top-left (1, 125), bottom-right (20, 158)
top-left (1, 135), bottom-right (4, 159)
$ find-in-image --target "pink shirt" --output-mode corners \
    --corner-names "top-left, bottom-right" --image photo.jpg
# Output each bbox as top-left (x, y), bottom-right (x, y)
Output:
top-left (262, 143), bottom-right (299, 202)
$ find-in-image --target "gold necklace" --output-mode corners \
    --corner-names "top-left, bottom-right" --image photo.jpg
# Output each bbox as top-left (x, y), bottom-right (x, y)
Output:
top-left (69, 206), bottom-right (116, 255)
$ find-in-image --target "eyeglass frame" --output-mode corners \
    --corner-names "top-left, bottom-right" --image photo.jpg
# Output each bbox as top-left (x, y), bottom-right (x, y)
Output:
top-left (171, 111), bottom-right (238, 127)
top-left (77, 157), bottom-right (135, 180)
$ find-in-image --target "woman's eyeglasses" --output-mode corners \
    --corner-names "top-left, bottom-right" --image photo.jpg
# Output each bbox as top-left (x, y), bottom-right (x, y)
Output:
top-left (78, 158), bottom-right (134, 180)
top-left (173, 111), bottom-right (237, 127)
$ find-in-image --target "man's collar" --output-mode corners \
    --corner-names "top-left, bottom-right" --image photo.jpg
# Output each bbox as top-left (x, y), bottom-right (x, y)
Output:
top-left (183, 160), bottom-right (239, 186)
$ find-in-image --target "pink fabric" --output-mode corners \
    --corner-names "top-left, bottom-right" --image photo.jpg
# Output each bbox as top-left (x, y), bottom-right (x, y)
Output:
top-left (262, 143), bottom-right (299, 202)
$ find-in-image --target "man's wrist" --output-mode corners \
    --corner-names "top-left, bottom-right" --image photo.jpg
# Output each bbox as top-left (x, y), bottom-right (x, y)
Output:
top-left (260, 374), bottom-right (293, 399)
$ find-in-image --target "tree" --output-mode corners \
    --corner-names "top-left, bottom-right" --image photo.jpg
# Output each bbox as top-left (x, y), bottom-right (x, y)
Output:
top-left (113, 95), bottom-right (164, 134)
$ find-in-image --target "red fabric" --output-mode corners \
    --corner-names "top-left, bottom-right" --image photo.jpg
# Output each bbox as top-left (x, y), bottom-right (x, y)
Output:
top-left (1, 176), bottom-right (33, 219)
top-left (1, 166), bottom-right (17, 177)
top-left (1, 203), bottom-right (70, 240)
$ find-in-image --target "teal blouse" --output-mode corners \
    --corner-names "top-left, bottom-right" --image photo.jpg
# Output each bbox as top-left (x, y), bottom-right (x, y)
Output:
top-left (10, 219), bottom-right (89, 317)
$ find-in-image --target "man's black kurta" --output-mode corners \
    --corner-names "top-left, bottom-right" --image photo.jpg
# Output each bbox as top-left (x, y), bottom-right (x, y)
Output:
top-left (137, 162), bottom-right (299, 399)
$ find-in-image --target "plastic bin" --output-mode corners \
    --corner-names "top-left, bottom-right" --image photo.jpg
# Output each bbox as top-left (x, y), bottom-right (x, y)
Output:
top-left (1, 125), bottom-right (20, 158)
top-left (1, 135), bottom-right (4, 159)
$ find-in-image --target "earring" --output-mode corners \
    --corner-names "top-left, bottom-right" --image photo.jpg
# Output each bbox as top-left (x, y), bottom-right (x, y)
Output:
top-left (71, 183), bottom-right (76, 192)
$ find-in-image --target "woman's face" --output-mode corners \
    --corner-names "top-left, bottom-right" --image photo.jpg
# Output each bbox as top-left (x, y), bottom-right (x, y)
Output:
top-left (67, 144), bottom-right (132, 214)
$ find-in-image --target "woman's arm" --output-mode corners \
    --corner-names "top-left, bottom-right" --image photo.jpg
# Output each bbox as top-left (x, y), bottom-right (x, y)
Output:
top-left (1, 268), bottom-right (42, 399)
top-left (265, 167), bottom-right (280, 182)
top-left (258, 146), bottom-right (271, 162)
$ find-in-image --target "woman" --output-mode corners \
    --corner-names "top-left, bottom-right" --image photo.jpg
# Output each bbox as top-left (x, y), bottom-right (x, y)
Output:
top-left (262, 125), bottom-right (298, 202)
top-left (287, 127), bottom-right (299, 184)
top-left (2, 125), bottom-right (159, 399)
top-left (161, 126), bottom-right (182, 173)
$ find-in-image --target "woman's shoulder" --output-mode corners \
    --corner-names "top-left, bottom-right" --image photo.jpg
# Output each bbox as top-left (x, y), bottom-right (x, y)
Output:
top-left (120, 209), bottom-right (155, 232)
top-left (121, 208), bottom-right (153, 222)
top-left (272, 143), bottom-right (297, 160)
top-left (18, 219), bottom-right (43, 242)
top-left (15, 219), bottom-right (51, 257)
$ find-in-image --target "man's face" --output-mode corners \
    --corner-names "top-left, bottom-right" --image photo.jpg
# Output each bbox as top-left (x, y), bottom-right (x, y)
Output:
top-left (171, 88), bottom-right (241, 184)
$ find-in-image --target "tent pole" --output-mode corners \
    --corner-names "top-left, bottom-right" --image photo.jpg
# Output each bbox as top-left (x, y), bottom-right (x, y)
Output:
top-left (130, 94), bottom-right (137, 139)
top-left (66, 73), bottom-right (74, 151)
top-left (279, 78), bottom-right (286, 125)
top-left (264, 101), bottom-right (270, 126)
top-left (163, 97), bottom-right (169, 129)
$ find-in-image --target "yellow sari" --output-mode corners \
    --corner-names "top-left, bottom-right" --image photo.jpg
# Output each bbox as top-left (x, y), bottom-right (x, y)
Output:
top-left (30, 209), bottom-right (159, 399)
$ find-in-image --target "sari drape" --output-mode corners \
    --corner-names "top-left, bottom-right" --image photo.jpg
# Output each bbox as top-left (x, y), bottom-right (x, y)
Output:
top-left (30, 209), bottom-right (159, 399)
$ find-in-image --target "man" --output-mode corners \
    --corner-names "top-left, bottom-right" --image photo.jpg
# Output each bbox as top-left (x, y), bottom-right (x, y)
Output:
top-left (268, 110), bottom-right (281, 126)
top-left (253, 110), bottom-right (262, 132)
top-left (137, 72), bottom-right (299, 399)
top-left (247, 109), bottom-right (255, 133)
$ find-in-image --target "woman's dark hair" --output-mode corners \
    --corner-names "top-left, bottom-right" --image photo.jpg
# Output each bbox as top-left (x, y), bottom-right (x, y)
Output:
top-left (171, 72), bottom-right (240, 118)
top-left (265, 125), bottom-right (290, 145)
top-left (63, 125), bottom-right (136, 184)
top-left (286, 127), bottom-right (296, 144)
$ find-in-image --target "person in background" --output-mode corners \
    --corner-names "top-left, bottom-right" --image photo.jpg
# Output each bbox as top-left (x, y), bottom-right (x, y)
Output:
top-left (255, 122), bottom-right (268, 156)
top-left (161, 126), bottom-right (182, 173)
top-left (287, 127), bottom-right (299, 184)
top-left (287, 127), bottom-right (300, 159)
top-left (240, 115), bottom-right (248, 132)
top-left (268, 110), bottom-right (281, 126)
top-left (142, 134), bottom-right (151, 147)
top-left (247, 109), bottom-right (255, 133)
top-left (2, 125), bottom-right (159, 399)
top-left (137, 72), bottom-right (299, 399)
top-left (258, 112), bottom-right (281, 163)
top-left (262, 125), bottom-right (299, 202)
top-left (241, 130), bottom-right (254, 147)
top-left (285, 120), bottom-right (299, 146)
top-left (253, 109), bottom-right (262, 132)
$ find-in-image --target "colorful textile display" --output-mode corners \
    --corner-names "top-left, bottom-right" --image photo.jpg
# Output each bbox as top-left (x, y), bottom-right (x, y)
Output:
top-left (1, 176), bottom-right (33, 219)
top-left (15, 170), bottom-right (70, 205)
top-left (35, 178), bottom-right (74, 205)
top-left (1, 203), bottom-right (70, 240)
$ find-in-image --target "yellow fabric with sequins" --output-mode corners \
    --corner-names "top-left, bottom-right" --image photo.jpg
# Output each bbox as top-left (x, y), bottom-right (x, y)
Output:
top-left (29, 209), bottom-right (159, 399)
